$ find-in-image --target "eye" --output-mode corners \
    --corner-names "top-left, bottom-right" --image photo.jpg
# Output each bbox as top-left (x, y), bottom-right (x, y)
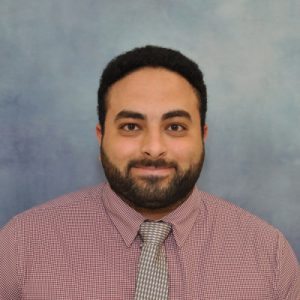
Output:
top-left (167, 124), bottom-right (186, 132)
top-left (120, 123), bottom-right (140, 131)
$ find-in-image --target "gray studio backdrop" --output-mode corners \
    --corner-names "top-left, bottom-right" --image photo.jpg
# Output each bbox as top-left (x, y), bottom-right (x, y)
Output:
top-left (1, 1), bottom-right (299, 259)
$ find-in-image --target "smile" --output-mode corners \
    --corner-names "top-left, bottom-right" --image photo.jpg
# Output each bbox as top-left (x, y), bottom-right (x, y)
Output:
top-left (131, 166), bottom-right (174, 176)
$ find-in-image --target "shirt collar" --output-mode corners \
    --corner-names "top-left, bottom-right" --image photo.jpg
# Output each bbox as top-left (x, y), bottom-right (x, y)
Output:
top-left (162, 187), bottom-right (203, 247)
top-left (102, 183), bottom-right (145, 247)
top-left (102, 183), bottom-right (202, 248)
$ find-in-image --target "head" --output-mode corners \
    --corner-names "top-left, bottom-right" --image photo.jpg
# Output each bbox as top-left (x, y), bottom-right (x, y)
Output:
top-left (98, 45), bottom-right (207, 135)
top-left (96, 46), bottom-right (208, 219)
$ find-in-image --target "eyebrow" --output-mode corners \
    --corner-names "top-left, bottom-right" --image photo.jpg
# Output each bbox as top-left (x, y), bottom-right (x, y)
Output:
top-left (115, 110), bottom-right (146, 121)
top-left (114, 109), bottom-right (192, 122)
top-left (162, 110), bottom-right (192, 121)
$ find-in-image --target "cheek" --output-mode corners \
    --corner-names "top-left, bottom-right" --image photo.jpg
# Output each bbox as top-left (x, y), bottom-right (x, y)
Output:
top-left (102, 134), bottom-right (140, 165)
top-left (169, 139), bottom-right (203, 165)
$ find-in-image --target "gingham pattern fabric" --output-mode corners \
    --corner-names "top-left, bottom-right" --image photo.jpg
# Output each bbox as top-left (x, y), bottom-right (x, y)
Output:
top-left (134, 221), bottom-right (171, 300)
top-left (0, 183), bottom-right (299, 299)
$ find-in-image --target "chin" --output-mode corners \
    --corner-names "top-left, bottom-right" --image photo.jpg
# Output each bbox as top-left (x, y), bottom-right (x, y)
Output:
top-left (135, 175), bottom-right (172, 186)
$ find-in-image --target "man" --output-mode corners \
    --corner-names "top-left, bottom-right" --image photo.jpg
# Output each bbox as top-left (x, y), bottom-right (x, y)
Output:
top-left (0, 46), bottom-right (299, 299)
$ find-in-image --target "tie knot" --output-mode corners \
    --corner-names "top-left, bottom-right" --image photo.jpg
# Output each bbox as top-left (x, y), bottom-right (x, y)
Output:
top-left (139, 221), bottom-right (171, 245)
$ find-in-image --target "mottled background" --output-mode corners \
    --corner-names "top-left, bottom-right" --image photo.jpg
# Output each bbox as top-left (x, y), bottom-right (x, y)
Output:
top-left (0, 0), bottom-right (299, 259)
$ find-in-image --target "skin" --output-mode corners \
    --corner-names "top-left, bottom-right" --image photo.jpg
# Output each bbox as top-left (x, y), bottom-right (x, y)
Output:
top-left (96, 67), bottom-right (208, 220)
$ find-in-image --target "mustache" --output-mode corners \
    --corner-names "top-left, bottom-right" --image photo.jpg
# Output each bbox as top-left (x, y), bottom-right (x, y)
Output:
top-left (127, 159), bottom-right (178, 170)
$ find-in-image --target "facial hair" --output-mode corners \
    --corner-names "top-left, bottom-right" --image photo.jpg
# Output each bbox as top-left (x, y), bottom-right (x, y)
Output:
top-left (100, 145), bottom-right (205, 211)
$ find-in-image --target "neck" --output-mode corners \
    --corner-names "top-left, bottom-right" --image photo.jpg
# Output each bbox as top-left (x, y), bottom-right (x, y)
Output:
top-left (121, 190), bottom-right (193, 220)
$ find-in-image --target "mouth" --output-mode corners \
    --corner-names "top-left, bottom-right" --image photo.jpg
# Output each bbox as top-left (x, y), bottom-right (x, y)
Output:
top-left (131, 166), bottom-right (174, 176)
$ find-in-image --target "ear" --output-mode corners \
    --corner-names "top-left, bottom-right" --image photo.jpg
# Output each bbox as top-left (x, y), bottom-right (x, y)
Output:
top-left (203, 124), bottom-right (208, 142)
top-left (96, 123), bottom-right (103, 145)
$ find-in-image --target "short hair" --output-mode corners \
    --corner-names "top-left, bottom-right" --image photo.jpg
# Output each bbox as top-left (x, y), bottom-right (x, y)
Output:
top-left (97, 45), bottom-right (207, 133)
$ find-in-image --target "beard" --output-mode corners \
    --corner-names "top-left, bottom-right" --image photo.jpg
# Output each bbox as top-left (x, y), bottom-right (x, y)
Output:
top-left (100, 145), bottom-right (205, 211)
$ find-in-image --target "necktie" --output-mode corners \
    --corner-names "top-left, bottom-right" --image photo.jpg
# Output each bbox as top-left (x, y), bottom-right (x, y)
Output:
top-left (134, 221), bottom-right (172, 300)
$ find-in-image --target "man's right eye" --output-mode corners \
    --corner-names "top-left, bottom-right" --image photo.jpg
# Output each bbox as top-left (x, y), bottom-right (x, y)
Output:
top-left (120, 123), bottom-right (140, 131)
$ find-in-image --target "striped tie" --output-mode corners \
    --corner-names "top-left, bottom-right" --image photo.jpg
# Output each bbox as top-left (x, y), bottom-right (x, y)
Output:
top-left (134, 221), bottom-right (172, 300)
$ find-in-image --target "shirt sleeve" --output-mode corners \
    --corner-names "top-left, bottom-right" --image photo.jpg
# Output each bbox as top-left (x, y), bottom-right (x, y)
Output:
top-left (0, 218), bottom-right (21, 300)
top-left (276, 231), bottom-right (300, 299)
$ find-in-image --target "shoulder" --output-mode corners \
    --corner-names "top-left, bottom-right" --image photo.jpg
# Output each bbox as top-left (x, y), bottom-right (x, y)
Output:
top-left (199, 189), bottom-right (276, 229)
top-left (197, 189), bottom-right (281, 249)
top-left (197, 190), bottom-right (300, 297)
top-left (1, 183), bottom-right (107, 232)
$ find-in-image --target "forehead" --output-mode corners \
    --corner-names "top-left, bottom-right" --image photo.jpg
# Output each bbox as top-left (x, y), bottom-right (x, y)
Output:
top-left (106, 67), bottom-right (200, 118)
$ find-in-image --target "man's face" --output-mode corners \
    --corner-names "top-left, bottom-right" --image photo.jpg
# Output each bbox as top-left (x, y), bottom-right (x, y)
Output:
top-left (96, 67), bottom-right (208, 214)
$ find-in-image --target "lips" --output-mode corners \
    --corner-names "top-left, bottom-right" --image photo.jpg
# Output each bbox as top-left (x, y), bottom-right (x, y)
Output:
top-left (131, 166), bottom-right (174, 176)
top-left (128, 159), bottom-right (177, 168)
top-left (127, 159), bottom-right (177, 177)
top-left (134, 165), bottom-right (166, 169)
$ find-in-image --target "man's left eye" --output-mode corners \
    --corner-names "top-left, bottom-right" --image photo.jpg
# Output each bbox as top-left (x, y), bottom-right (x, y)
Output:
top-left (167, 124), bottom-right (185, 131)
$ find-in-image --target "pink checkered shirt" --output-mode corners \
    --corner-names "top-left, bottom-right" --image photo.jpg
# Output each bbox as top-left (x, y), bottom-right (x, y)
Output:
top-left (1, 183), bottom-right (299, 299)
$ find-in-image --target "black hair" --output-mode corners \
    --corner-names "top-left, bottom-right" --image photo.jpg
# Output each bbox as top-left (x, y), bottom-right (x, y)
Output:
top-left (97, 45), bottom-right (207, 133)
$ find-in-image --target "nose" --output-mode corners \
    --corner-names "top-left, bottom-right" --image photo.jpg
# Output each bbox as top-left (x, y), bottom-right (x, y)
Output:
top-left (141, 130), bottom-right (167, 159)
